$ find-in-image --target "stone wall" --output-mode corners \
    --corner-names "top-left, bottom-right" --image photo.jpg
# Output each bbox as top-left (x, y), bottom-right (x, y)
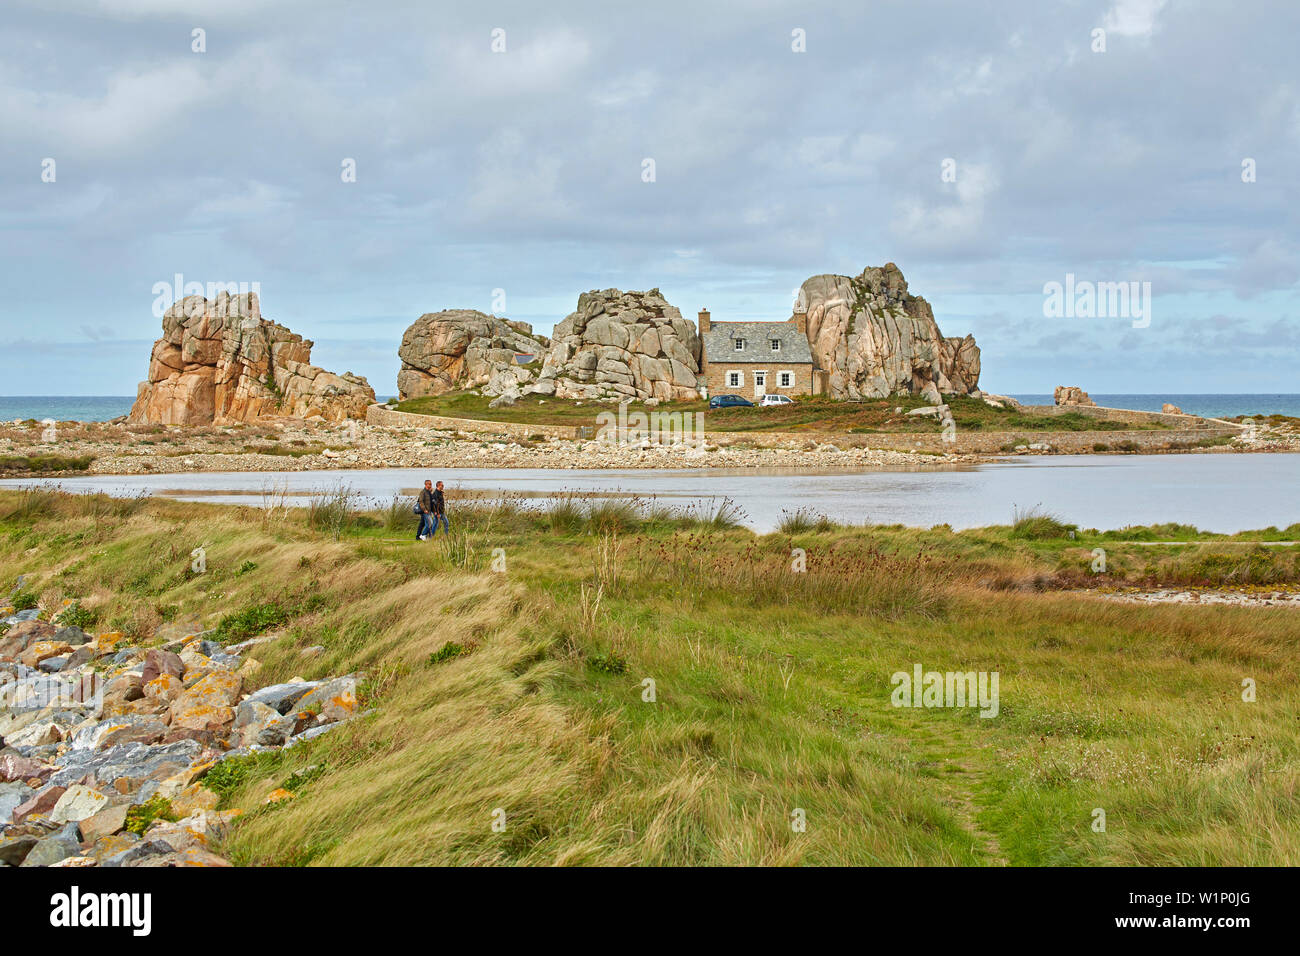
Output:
top-left (712, 426), bottom-right (1240, 454)
top-left (1016, 404), bottom-right (1229, 427)
top-left (365, 404), bottom-right (582, 440)
top-left (705, 362), bottom-right (815, 399)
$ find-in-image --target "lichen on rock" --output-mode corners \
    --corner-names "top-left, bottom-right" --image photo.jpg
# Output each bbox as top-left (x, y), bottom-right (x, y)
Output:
top-left (798, 263), bottom-right (981, 400)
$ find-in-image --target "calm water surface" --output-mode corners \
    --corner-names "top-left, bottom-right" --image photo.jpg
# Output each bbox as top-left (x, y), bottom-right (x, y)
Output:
top-left (4, 454), bottom-right (1297, 533)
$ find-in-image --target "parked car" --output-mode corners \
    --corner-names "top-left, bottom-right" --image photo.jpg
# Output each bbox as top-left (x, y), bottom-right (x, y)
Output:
top-left (759, 394), bottom-right (794, 407)
top-left (709, 394), bottom-right (754, 408)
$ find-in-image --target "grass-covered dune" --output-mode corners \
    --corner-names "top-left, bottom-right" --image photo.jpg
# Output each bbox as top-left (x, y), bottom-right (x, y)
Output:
top-left (2, 487), bottom-right (1297, 865)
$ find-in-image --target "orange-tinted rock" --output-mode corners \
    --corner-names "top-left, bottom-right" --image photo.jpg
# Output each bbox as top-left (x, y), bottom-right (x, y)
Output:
top-left (295, 676), bottom-right (358, 723)
top-left (80, 803), bottom-right (131, 843)
top-left (94, 632), bottom-right (126, 655)
top-left (129, 292), bottom-right (374, 425)
top-left (169, 671), bottom-right (241, 732)
top-left (135, 846), bottom-right (233, 867)
top-left (170, 783), bottom-right (219, 817)
top-left (143, 673), bottom-right (184, 704)
top-left (19, 641), bottom-right (72, 668)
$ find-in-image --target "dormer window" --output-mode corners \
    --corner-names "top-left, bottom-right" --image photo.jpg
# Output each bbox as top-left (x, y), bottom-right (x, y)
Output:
top-left (734, 338), bottom-right (745, 351)
top-left (770, 339), bottom-right (780, 351)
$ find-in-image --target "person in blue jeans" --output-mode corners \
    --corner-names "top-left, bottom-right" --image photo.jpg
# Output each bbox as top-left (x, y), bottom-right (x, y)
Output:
top-left (416, 479), bottom-right (436, 540)
top-left (429, 480), bottom-right (450, 537)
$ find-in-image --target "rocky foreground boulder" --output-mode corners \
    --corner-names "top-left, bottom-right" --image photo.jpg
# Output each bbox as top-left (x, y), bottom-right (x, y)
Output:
top-left (129, 293), bottom-right (375, 425)
top-left (797, 263), bottom-right (981, 400)
top-left (1, 600), bottom-right (362, 867)
top-left (396, 310), bottom-right (548, 403)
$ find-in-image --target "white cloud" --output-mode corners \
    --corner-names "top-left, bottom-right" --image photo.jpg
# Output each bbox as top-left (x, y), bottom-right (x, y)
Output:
top-left (891, 163), bottom-right (1000, 253)
top-left (463, 129), bottom-right (573, 224)
top-left (15, 0), bottom-right (294, 20)
top-left (590, 70), bottom-right (657, 107)
top-left (438, 28), bottom-right (592, 98)
top-left (0, 61), bottom-right (210, 152)
top-left (1103, 0), bottom-right (1168, 39)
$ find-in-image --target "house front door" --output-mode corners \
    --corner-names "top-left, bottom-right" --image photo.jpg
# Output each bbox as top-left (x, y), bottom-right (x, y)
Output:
top-left (753, 371), bottom-right (766, 399)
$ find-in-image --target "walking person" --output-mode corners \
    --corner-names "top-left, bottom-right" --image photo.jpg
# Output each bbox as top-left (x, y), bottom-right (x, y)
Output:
top-left (415, 479), bottom-right (435, 540)
top-left (429, 480), bottom-right (451, 537)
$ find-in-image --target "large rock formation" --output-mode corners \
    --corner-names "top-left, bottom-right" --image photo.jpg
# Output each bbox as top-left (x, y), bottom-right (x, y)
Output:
top-left (128, 293), bottom-right (375, 425)
top-left (797, 263), bottom-right (980, 400)
top-left (535, 288), bottom-right (703, 402)
top-left (1055, 385), bottom-right (1096, 407)
top-left (397, 311), bottom-right (548, 403)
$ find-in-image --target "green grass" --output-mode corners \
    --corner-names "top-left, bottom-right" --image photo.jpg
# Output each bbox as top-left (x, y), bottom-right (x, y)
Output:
top-left (7, 588), bottom-right (40, 612)
top-left (240, 443), bottom-right (326, 457)
top-left (778, 507), bottom-right (836, 534)
top-left (428, 641), bottom-right (472, 665)
top-left (1010, 505), bottom-right (1078, 540)
top-left (1, 489), bottom-right (1296, 866)
top-left (394, 391), bottom-right (1173, 435)
top-left (56, 600), bottom-right (97, 629)
top-left (0, 454), bottom-right (95, 473)
top-left (124, 796), bottom-right (178, 835)
top-left (213, 601), bottom-right (292, 641)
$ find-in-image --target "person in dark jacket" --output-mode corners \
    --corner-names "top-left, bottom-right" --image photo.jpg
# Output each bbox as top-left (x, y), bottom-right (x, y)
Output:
top-left (416, 480), bottom-right (435, 540)
top-left (429, 481), bottom-right (450, 537)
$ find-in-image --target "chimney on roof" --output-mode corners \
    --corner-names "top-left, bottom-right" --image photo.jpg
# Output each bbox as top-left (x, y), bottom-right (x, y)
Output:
top-left (792, 289), bottom-right (808, 336)
top-left (698, 308), bottom-right (711, 334)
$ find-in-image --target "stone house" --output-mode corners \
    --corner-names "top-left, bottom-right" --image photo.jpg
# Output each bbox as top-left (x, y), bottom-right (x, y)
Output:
top-left (697, 309), bottom-right (822, 399)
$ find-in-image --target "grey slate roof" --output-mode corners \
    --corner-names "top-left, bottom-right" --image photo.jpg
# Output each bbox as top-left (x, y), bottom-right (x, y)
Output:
top-left (702, 322), bottom-right (813, 364)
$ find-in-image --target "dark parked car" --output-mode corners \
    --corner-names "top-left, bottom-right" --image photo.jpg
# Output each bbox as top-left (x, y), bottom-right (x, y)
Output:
top-left (709, 394), bottom-right (754, 408)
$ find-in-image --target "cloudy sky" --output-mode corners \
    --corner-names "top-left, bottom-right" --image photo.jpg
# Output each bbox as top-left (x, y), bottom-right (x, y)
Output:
top-left (2, 0), bottom-right (1297, 396)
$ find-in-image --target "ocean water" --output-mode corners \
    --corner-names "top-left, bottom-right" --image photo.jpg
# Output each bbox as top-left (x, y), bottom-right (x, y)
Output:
top-left (0, 396), bottom-right (136, 422)
top-left (1008, 394), bottom-right (1300, 418)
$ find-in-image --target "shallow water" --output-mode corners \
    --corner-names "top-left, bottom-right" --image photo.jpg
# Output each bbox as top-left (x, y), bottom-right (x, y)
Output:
top-left (5, 453), bottom-right (1298, 534)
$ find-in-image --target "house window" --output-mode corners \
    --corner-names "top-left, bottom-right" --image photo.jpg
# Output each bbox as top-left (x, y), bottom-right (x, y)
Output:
top-left (780, 372), bottom-right (792, 387)
top-left (734, 338), bottom-right (745, 351)
top-left (728, 371), bottom-right (742, 388)
top-left (771, 339), bottom-right (780, 351)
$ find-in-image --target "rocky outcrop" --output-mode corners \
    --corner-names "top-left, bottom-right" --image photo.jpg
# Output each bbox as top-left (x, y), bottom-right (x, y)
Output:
top-left (128, 293), bottom-right (374, 425)
top-left (534, 289), bottom-right (703, 402)
top-left (1162, 403), bottom-right (1183, 415)
top-left (1055, 386), bottom-right (1096, 407)
top-left (1, 600), bottom-right (362, 868)
top-left (797, 263), bottom-right (980, 400)
top-left (396, 310), bottom-right (548, 403)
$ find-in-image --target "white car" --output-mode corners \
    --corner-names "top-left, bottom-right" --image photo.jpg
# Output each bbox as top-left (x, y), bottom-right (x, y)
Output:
top-left (759, 394), bottom-right (794, 407)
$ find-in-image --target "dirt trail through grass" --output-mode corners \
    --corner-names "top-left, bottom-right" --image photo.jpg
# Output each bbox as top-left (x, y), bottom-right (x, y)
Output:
top-left (906, 717), bottom-right (1009, 866)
